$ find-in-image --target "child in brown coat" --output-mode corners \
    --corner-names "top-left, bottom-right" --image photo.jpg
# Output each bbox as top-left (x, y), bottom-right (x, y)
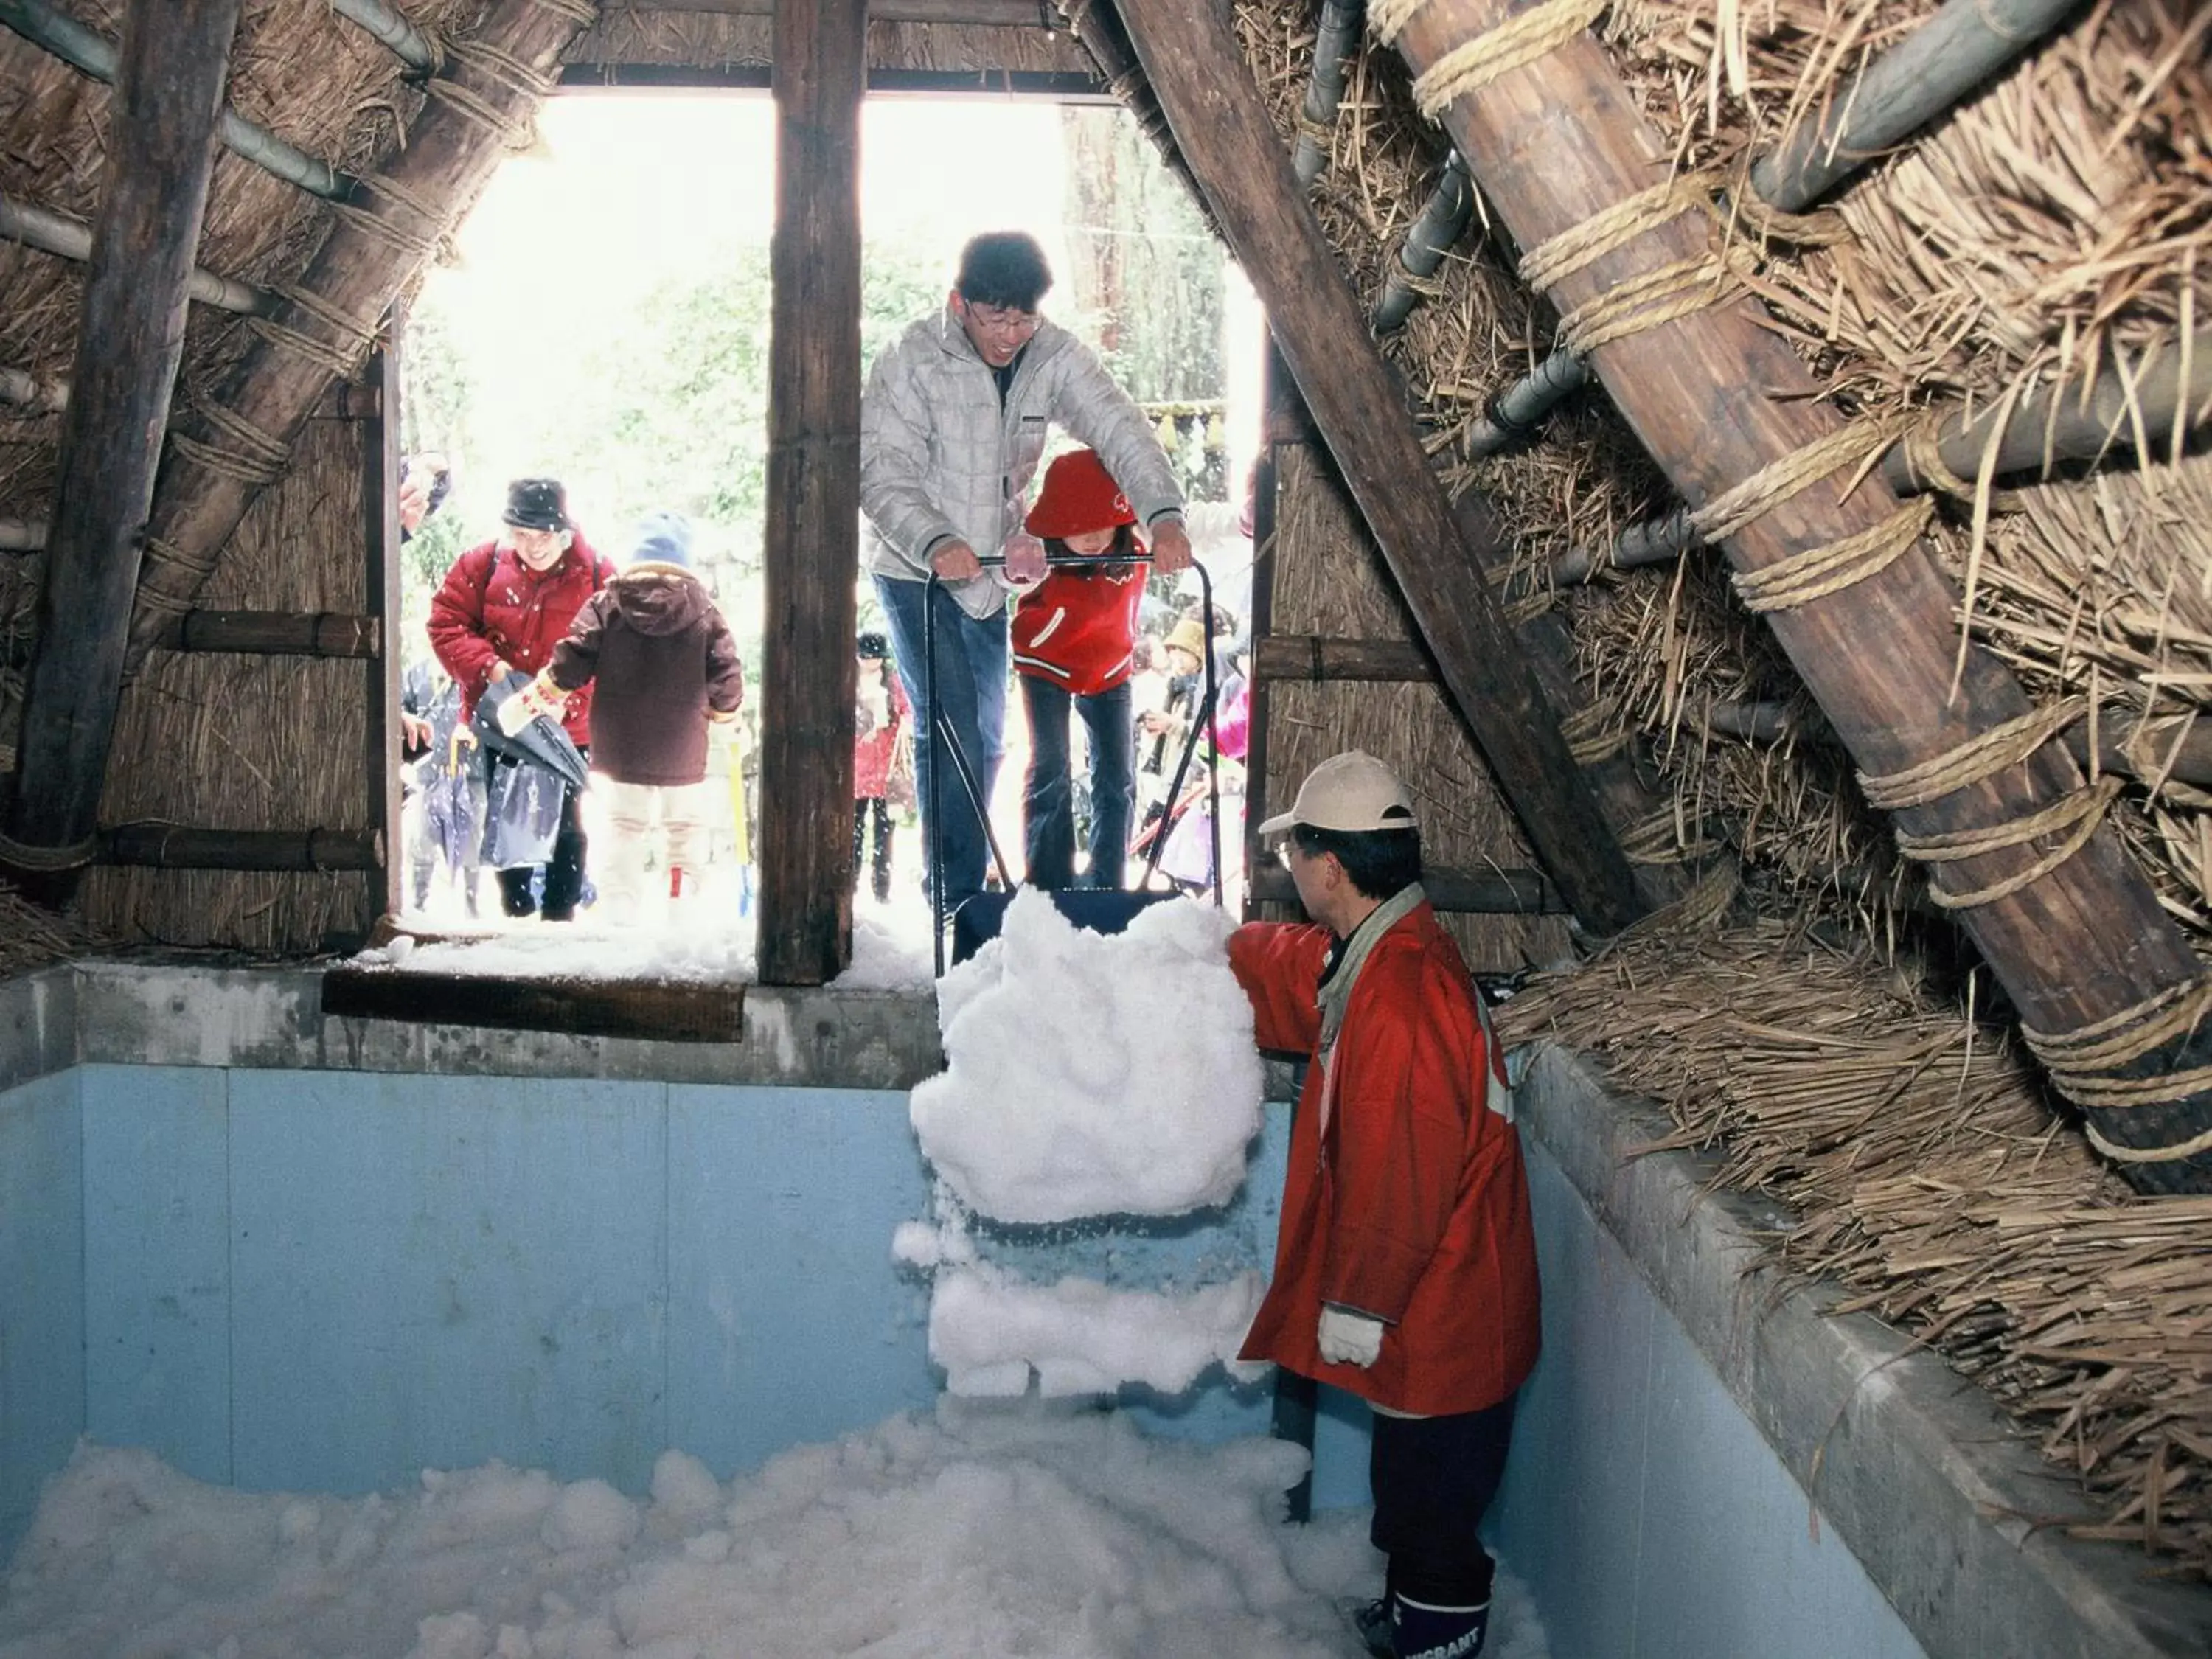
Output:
top-left (528, 511), bottom-right (744, 921)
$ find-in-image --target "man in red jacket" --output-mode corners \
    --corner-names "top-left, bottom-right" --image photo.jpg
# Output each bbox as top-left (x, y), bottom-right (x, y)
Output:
top-left (1228, 751), bottom-right (1540, 1659)
top-left (428, 478), bottom-right (616, 922)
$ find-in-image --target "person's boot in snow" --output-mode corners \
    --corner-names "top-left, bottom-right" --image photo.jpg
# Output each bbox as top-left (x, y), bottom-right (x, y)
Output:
top-left (1391, 1593), bottom-right (1489, 1658)
top-left (1346, 1593), bottom-right (1396, 1658)
top-left (668, 866), bottom-right (694, 902)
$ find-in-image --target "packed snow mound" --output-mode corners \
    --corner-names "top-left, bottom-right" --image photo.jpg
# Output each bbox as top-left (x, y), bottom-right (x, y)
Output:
top-left (911, 891), bottom-right (1264, 1222)
top-left (0, 1405), bottom-right (1506, 1659)
top-left (929, 1267), bottom-right (1267, 1399)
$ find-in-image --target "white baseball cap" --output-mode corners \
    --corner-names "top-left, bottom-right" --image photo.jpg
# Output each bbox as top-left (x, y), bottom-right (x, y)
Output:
top-left (1256, 751), bottom-right (1417, 838)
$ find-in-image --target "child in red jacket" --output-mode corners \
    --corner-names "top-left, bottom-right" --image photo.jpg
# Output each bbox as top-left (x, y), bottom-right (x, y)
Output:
top-left (1010, 449), bottom-right (1149, 890)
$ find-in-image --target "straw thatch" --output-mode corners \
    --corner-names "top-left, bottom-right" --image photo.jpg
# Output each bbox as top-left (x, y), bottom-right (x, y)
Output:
top-left (0, 873), bottom-right (98, 978)
top-left (1496, 896), bottom-right (2212, 1578)
top-left (1231, 0), bottom-right (2212, 934)
top-left (80, 413), bottom-right (375, 953)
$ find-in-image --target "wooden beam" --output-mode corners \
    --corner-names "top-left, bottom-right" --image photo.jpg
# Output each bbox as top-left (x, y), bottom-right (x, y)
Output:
top-left (1109, 0), bottom-right (1644, 935)
top-left (102, 824), bottom-right (381, 871)
top-left (560, 63), bottom-right (1106, 96)
top-left (1, 0), bottom-right (241, 891)
top-left (756, 0), bottom-right (865, 984)
top-left (366, 341), bottom-right (404, 927)
top-left (156, 609), bottom-right (382, 657)
top-left (1252, 633), bottom-right (1434, 684)
top-left (1385, 0), bottom-right (2212, 1189)
top-left (123, 0), bottom-right (594, 675)
top-left (321, 967), bottom-right (746, 1045)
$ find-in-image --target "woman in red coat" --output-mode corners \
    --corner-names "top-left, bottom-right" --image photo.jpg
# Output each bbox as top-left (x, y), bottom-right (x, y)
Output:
top-left (1009, 448), bottom-right (1149, 890)
top-left (427, 478), bottom-right (616, 921)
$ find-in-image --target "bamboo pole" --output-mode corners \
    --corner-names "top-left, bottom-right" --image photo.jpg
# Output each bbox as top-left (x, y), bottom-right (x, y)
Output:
top-left (1110, 0), bottom-right (1648, 933)
top-left (0, 192), bottom-right (268, 315)
top-left (326, 0), bottom-right (439, 73)
top-left (1383, 0), bottom-right (2212, 1189)
top-left (757, 0), bottom-right (865, 984)
top-left (1467, 0), bottom-right (2089, 458)
top-left (1, 0), bottom-right (242, 892)
top-left (1290, 0), bottom-right (1363, 186)
top-left (1373, 149), bottom-right (1474, 334)
top-left (102, 824), bottom-right (381, 871)
top-left (0, 0), bottom-right (348, 198)
top-left (156, 609), bottom-right (382, 658)
top-left (121, 0), bottom-right (594, 673)
top-left (1551, 325), bottom-right (2212, 588)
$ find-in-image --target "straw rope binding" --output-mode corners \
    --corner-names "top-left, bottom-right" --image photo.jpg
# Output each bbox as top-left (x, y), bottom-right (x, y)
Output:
top-left (1893, 774), bottom-right (2123, 910)
top-left (1859, 694), bottom-right (2085, 811)
top-left (167, 400), bottom-right (291, 488)
top-left (1731, 497), bottom-right (1933, 615)
top-left (1380, 0), bottom-right (1609, 119)
top-left (1688, 411), bottom-right (1916, 546)
top-left (1519, 171), bottom-right (1719, 292)
top-left (1557, 246), bottom-right (1748, 357)
top-left (2023, 974), bottom-right (2212, 1072)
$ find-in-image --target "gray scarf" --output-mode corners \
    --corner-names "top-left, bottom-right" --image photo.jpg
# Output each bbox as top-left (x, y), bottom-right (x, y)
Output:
top-left (1315, 881), bottom-right (1427, 1061)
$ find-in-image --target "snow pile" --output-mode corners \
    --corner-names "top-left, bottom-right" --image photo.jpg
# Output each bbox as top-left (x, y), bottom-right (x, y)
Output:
top-left (911, 890), bottom-right (1263, 1222)
top-left (0, 1405), bottom-right (1576, 1659)
top-left (928, 1267), bottom-right (1267, 1399)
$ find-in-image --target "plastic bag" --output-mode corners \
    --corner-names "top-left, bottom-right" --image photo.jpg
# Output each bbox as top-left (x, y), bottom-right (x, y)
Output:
top-left (482, 756), bottom-right (568, 871)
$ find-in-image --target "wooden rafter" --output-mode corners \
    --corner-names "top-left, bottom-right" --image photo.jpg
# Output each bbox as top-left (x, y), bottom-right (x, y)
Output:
top-left (0, 0), bottom-right (243, 885)
top-left (1107, 0), bottom-right (1646, 935)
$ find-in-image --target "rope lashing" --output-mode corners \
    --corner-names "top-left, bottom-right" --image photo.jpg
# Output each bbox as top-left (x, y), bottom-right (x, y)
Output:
top-left (1618, 805), bottom-right (1714, 864)
top-left (1368, 0), bottom-right (1608, 119)
top-left (168, 400), bottom-right (291, 487)
top-left (1688, 411), bottom-right (1916, 546)
top-left (423, 74), bottom-right (535, 150)
top-left (523, 0), bottom-right (598, 21)
top-left (1731, 496), bottom-right (1933, 615)
top-left (443, 37), bottom-right (557, 101)
top-left (1557, 246), bottom-right (1750, 357)
top-left (358, 170), bottom-right (451, 230)
top-left (1858, 694), bottom-right (2084, 812)
top-left (2023, 975), bottom-right (2212, 1074)
top-left (1900, 409), bottom-right (1982, 499)
top-left (139, 534), bottom-right (221, 582)
top-left (129, 581), bottom-right (199, 622)
top-left (0, 824), bottom-right (100, 872)
top-left (1519, 172), bottom-right (1720, 292)
top-left (247, 285), bottom-right (380, 376)
top-left (1892, 774), bottom-right (2122, 910)
top-left (2067, 1062), bottom-right (2212, 1110)
top-left (2085, 1119), bottom-right (2212, 1166)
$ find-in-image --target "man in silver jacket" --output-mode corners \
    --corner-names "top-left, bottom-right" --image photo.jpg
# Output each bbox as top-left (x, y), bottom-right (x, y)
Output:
top-left (860, 231), bottom-right (1191, 910)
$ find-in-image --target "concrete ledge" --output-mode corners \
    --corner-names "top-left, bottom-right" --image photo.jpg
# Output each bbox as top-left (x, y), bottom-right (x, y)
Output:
top-left (1517, 1043), bottom-right (2212, 1659)
top-left (1, 961), bottom-right (944, 1092)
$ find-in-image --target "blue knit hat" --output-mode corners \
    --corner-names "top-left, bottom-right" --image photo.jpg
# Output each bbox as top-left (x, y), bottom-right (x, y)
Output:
top-left (629, 509), bottom-right (693, 568)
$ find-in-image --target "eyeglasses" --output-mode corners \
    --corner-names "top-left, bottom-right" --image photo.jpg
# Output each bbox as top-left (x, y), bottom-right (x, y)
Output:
top-left (1273, 841), bottom-right (1301, 870)
top-left (961, 302), bottom-right (1041, 340)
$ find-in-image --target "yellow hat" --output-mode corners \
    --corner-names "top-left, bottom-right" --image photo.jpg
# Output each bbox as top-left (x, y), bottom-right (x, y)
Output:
top-left (1164, 618), bottom-right (1206, 661)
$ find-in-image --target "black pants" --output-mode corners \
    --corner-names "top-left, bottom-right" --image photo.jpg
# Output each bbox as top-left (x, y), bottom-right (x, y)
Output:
top-left (1370, 1394), bottom-right (1517, 1611)
top-left (498, 778), bottom-right (589, 922)
top-left (853, 796), bottom-right (894, 902)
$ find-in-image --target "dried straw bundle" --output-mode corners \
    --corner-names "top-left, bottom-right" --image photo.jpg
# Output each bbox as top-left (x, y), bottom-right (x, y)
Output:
top-left (1497, 913), bottom-right (2212, 1576)
top-left (0, 874), bottom-right (98, 978)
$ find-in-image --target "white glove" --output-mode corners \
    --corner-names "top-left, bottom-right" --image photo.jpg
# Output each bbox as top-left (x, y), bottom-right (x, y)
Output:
top-left (1317, 1305), bottom-right (1385, 1368)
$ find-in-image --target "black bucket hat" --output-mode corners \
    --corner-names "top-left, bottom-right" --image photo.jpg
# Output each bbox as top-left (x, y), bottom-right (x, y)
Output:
top-left (857, 631), bottom-right (889, 658)
top-left (502, 477), bottom-right (569, 532)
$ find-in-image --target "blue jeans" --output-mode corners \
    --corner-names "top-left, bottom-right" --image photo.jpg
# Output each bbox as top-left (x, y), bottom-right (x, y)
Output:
top-left (1020, 675), bottom-right (1135, 891)
top-left (875, 574), bottom-right (1009, 906)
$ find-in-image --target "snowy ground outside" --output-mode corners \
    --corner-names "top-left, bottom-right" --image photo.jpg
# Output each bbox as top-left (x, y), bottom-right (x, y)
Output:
top-left (0, 1402), bottom-right (1548, 1659)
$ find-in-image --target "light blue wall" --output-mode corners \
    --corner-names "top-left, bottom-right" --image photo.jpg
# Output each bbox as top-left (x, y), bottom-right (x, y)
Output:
top-left (1491, 1136), bottom-right (1926, 1659)
top-left (55, 1065), bottom-right (1290, 1513)
top-left (0, 1070), bottom-right (83, 1560)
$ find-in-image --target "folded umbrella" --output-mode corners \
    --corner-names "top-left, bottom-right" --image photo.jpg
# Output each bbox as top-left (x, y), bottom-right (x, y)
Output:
top-left (470, 669), bottom-right (589, 793)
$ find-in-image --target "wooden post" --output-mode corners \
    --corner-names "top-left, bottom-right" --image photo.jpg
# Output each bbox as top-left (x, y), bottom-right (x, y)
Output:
top-left (367, 342), bottom-right (403, 926)
top-left (1107, 0), bottom-right (1646, 935)
top-left (757, 0), bottom-right (865, 984)
top-left (1, 0), bottom-right (241, 892)
top-left (1384, 1), bottom-right (2212, 1189)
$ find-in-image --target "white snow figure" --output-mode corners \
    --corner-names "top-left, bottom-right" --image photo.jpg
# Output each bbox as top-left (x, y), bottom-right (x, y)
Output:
top-left (911, 890), bottom-right (1265, 1223)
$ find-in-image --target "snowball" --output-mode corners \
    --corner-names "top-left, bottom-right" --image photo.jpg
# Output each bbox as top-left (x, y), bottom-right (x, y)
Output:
top-left (909, 891), bottom-right (1263, 1222)
top-left (540, 1478), bottom-right (641, 1554)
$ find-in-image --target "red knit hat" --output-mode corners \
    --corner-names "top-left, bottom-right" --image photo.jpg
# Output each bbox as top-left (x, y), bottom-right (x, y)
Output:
top-left (1026, 448), bottom-right (1138, 539)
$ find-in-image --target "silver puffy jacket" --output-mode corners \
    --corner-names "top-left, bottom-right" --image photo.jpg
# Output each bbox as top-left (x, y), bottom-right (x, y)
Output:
top-left (860, 307), bottom-right (1184, 620)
